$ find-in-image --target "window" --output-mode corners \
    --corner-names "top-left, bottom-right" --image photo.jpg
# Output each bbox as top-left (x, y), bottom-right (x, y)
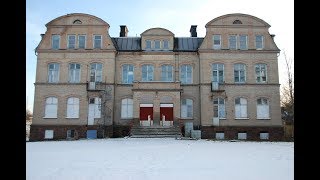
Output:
top-left (238, 132), bottom-right (247, 140)
top-left (44, 97), bottom-right (58, 118)
top-left (239, 35), bottom-right (248, 50)
top-left (213, 35), bottom-right (221, 49)
top-left (229, 35), bottom-right (237, 50)
top-left (260, 132), bottom-right (269, 140)
top-left (90, 63), bottom-right (102, 82)
top-left (69, 63), bottom-right (81, 83)
top-left (234, 64), bottom-right (246, 83)
top-left (213, 98), bottom-right (225, 118)
top-left (93, 35), bottom-right (102, 49)
top-left (52, 35), bottom-right (60, 49)
top-left (163, 40), bottom-right (169, 49)
top-left (257, 98), bottom-right (270, 119)
top-left (142, 64), bottom-right (154, 81)
top-left (67, 97), bottom-right (79, 118)
top-left (89, 97), bottom-right (101, 118)
top-left (121, 98), bottom-right (133, 118)
top-left (146, 40), bottom-right (151, 49)
top-left (67, 35), bottom-right (76, 49)
top-left (45, 130), bottom-right (54, 139)
top-left (48, 63), bottom-right (60, 83)
top-left (181, 99), bottom-right (193, 118)
top-left (235, 97), bottom-right (247, 118)
top-left (255, 64), bottom-right (267, 83)
top-left (122, 64), bottom-right (134, 84)
top-left (255, 35), bottom-right (264, 49)
top-left (78, 35), bottom-right (86, 49)
top-left (212, 63), bottom-right (224, 83)
top-left (67, 130), bottom-right (75, 138)
top-left (154, 40), bottom-right (161, 49)
top-left (161, 65), bottom-right (173, 82)
top-left (215, 132), bottom-right (225, 140)
top-left (180, 65), bottom-right (192, 84)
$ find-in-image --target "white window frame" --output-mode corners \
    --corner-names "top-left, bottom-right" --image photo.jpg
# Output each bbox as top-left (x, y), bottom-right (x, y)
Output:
top-left (181, 99), bottom-right (193, 118)
top-left (69, 63), bottom-right (81, 83)
top-left (44, 97), bottom-right (58, 118)
top-left (260, 132), bottom-right (269, 140)
top-left (154, 40), bottom-right (161, 50)
top-left (90, 63), bottom-right (102, 82)
top-left (234, 63), bottom-right (246, 83)
top-left (255, 35), bottom-right (264, 50)
top-left (180, 64), bottom-right (193, 84)
top-left (67, 34), bottom-right (76, 49)
top-left (213, 35), bottom-right (221, 49)
top-left (145, 40), bottom-right (152, 49)
top-left (141, 64), bottom-right (154, 81)
top-left (78, 35), bottom-right (86, 49)
top-left (235, 97), bottom-right (248, 119)
top-left (228, 35), bottom-right (237, 50)
top-left (48, 63), bottom-right (60, 83)
top-left (215, 132), bottom-right (225, 140)
top-left (212, 63), bottom-right (224, 83)
top-left (122, 64), bottom-right (134, 84)
top-left (255, 64), bottom-right (267, 83)
top-left (52, 34), bottom-right (60, 50)
top-left (163, 40), bottom-right (169, 49)
top-left (93, 35), bottom-right (102, 49)
top-left (44, 130), bottom-right (54, 139)
top-left (239, 35), bottom-right (248, 50)
top-left (161, 65), bottom-right (173, 82)
top-left (66, 97), bottom-right (80, 118)
top-left (213, 97), bottom-right (226, 119)
top-left (121, 98), bottom-right (133, 118)
top-left (257, 98), bottom-right (270, 119)
top-left (238, 132), bottom-right (247, 140)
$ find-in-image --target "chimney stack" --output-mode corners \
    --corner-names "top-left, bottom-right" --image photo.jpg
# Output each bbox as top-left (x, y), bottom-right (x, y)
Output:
top-left (120, 25), bottom-right (129, 37)
top-left (190, 25), bottom-right (197, 37)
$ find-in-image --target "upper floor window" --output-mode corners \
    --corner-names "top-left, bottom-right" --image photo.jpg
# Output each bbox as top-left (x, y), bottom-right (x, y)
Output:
top-left (90, 63), bottom-right (102, 82)
top-left (213, 35), bottom-right (221, 49)
top-left (181, 99), bottom-right (193, 118)
top-left (163, 40), bottom-right (169, 49)
top-left (48, 63), bottom-right (59, 83)
top-left (255, 35), bottom-right (264, 50)
top-left (52, 35), bottom-right (60, 50)
top-left (78, 35), bottom-right (86, 49)
top-left (180, 64), bottom-right (192, 84)
top-left (161, 65), bottom-right (173, 82)
top-left (142, 64), bottom-right (154, 81)
top-left (235, 97), bottom-right (247, 119)
top-left (257, 98), bottom-right (270, 119)
top-left (67, 97), bottom-right (79, 118)
top-left (122, 64), bottom-right (134, 84)
top-left (154, 40), bottom-right (161, 49)
top-left (44, 97), bottom-right (58, 118)
top-left (234, 64), bottom-right (246, 83)
top-left (93, 35), bottom-right (102, 49)
top-left (255, 64), bottom-right (267, 83)
top-left (121, 98), bottom-right (133, 118)
top-left (239, 35), bottom-right (248, 50)
top-left (229, 35), bottom-right (237, 50)
top-left (213, 97), bottom-right (225, 118)
top-left (146, 40), bottom-right (152, 49)
top-left (69, 63), bottom-right (81, 83)
top-left (67, 35), bottom-right (76, 49)
top-left (212, 63), bottom-right (224, 83)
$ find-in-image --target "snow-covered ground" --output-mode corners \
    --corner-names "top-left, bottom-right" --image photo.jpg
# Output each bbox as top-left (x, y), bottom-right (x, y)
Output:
top-left (26, 138), bottom-right (293, 180)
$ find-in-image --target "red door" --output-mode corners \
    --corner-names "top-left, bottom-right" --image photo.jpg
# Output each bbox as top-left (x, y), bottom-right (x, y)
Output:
top-left (160, 104), bottom-right (173, 121)
top-left (140, 105), bottom-right (153, 120)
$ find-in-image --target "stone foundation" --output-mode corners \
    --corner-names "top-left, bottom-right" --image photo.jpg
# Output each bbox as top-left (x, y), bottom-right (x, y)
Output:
top-left (201, 126), bottom-right (284, 141)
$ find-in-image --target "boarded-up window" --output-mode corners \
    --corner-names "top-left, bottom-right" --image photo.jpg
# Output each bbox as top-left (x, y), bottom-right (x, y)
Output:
top-left (121, 98), bottom-right (133, 118)
top-left (257, 98), bottom-right (270, 119)
top-left (235, 97), bottom-right (247, 118)
top-left (45, 130), bottom-right (54, 139)
top-left (45, 97), bottom-right (58, 118)
top-left (181, 99), bottom-right (193, 118)
top-left (67, 97), bottom-right (79, 118)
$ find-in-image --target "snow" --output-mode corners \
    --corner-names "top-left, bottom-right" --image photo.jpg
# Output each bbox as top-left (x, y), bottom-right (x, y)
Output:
top-left (27, 138), bottom-right (293, 180)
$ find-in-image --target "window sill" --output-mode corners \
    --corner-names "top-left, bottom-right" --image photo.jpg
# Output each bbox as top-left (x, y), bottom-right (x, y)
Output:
top-left (235, 118), bottom-right (249, 120)
top-left (257, 118), bottom-right (271, 120)
top-left (43, 117), bottom-right (57, 119)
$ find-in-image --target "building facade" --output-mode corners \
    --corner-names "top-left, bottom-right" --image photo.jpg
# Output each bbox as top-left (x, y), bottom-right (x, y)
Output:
top-left (30, 13), bottom-right (283, 141)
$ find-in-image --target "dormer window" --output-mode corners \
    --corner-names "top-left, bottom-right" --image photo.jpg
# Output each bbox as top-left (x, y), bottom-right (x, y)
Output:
top-left (233, 20), bottom-right (242, 24)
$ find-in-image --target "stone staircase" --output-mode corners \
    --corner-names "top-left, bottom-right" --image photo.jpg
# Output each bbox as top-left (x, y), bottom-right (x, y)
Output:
top-left (130, 126), bottom-right (182, 138)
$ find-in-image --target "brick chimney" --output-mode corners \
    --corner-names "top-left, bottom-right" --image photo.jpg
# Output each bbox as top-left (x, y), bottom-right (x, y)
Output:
top-left (120, 25), bottom-right (129, 37)
top-left (190, 25), bottom-right (197, 37)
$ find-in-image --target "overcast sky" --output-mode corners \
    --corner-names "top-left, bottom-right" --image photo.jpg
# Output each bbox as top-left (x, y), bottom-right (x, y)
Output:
top-left (26, 0), bottom-right (294, 112)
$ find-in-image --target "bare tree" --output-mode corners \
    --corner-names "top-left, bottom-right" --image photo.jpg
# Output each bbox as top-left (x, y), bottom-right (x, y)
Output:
top-left (280, 50), bottom-right (294, 121)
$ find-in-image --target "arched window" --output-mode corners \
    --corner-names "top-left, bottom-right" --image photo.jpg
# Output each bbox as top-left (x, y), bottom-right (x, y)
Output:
top-left (121, 98), bottom-right (133, 118)
top-left (67, 97), bottom-right (79, 118)
top-left (45, 97), bottom-right (58, 118)
top-left (235, 97), bottom-right (247, 118)
top-left (257, 98), bottom-right (270, 119)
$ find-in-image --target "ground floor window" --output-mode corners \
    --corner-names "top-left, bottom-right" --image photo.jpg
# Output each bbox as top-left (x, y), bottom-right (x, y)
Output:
top-left (237, 132), bottom-right (247, 140)
top-left (67, 130), bottom-right (75, 138)
top-left (215, 132), bottom-right (225, 139)
top-left (260, 132), bottom-right (269, 140)
top-left (44, 130), bottom-right (54, 139)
